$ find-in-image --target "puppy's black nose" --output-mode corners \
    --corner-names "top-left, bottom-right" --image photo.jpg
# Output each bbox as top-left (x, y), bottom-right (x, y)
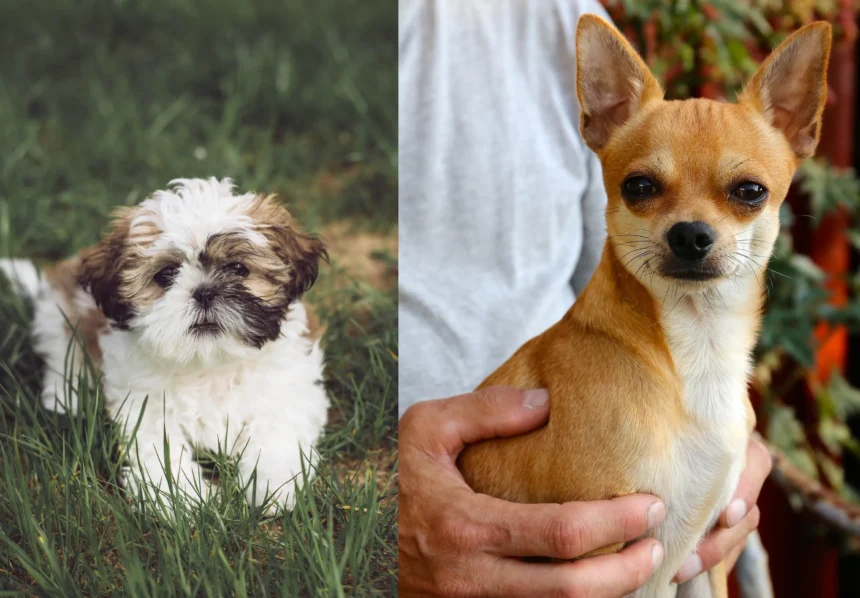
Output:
top-left (667, 221), bottom-right (715, 261)
top-left (193, 286), bottom-right (217, 309)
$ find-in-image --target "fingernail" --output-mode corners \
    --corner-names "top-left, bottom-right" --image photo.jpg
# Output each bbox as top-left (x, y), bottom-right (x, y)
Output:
top-left (726, 499), bottom-right (747, 527)
top-left (523, 389), bottom-right (549, 409)
top-left (646, 501), bottom-right (666, 529)
top-left (651, 543), bottom-right (664, 570)
top-left (676, 553), bottom-right (702, 582)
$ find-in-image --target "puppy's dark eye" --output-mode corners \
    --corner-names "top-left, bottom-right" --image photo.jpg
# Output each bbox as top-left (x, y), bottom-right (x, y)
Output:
top-left (622, 176), bottom-right (659, 200)
top-left (730, 182), bottom-right (768, 204)
top-left (227, 262), bottom-right (250, 277)
top-left (154, 265), bottom-right (179, 288)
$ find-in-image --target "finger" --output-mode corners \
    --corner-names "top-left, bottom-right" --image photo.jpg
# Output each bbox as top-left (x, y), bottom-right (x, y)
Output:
top-left (400, 387), bottom-right (550, 457)
top-left (719, 436), bottom-right (772, 528)
top-left (473, 492), bottom-right (665, 559)
top-left (725, 537), bottom-right (746, 573)
top-left (675, 506), bottom-right (761, 583)
top-left (489, 538), bottom-right (663, 598)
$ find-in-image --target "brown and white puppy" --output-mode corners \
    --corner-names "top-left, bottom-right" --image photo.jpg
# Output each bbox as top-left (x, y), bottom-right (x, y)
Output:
top-left (0, 178), bottom-right (329, 514)
top-left (459, 17), bottom-right (830, 597)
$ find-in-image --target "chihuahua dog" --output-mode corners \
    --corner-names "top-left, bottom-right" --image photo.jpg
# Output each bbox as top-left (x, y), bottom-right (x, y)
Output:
top-left (459, 16), bottom-right (830, 598)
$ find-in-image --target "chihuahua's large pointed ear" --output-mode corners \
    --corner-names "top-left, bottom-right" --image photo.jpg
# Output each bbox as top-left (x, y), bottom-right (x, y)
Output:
top-left (576, 14), bottom-right (663, 152)
top-left (740, 22), bottom-right (831, 160)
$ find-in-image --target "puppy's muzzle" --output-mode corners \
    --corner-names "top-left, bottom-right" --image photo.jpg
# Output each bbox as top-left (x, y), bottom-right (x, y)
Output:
top-left (190, 285), bottom-right (224, 333)
top-left (193, 286), bottom-right (218, 310)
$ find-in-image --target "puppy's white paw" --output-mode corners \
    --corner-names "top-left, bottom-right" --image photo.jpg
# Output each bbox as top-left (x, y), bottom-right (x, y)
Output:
top-left (244, 477), bottom-right (297, 517)
top-left (121, 456), bottom-right (213, 516)
top-left (39, 371), bottom-right (79, 415)
top-left (238, 454), bottom-right (309, 516)
top-left (40, 391), bottom-right (76, 415)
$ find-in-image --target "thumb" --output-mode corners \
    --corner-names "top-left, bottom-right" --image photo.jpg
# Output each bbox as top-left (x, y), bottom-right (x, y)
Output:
top-left (401, 387), bottom-right (550, 458)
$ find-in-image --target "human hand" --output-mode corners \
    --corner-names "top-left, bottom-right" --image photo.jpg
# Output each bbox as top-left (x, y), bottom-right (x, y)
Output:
top-left (674, 434), bottom-right (772, 583)
top-left (399, 387), bottom-right (667, 597)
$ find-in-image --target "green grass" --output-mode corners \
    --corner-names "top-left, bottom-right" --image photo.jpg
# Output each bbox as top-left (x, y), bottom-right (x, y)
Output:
top-left (0, 0), bottom-right (397, 595)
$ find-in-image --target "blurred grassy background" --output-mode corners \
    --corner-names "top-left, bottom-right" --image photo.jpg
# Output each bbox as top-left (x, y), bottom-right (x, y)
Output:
top-left (0, 0), bottom-right (396, 255)
top-left (0, 0), bottom-right (397, 595)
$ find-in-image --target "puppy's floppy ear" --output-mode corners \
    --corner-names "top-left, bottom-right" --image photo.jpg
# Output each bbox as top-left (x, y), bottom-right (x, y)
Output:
top-left (575, 14), bottom-right (663, 151)
top-left (740, 22), bottom-right (831, 160)
top-left (280, 229), bottom-right (328, 302)
top-left (250, 195), bottom-right (329, 302)
top-left (77, 208), bottom-right (135, 329)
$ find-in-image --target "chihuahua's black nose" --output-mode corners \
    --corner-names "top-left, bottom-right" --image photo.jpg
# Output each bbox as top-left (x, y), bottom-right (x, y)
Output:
top-left (667, 221), bottom-right (715, 261)
top-left (193, 286), bottom-right (218, 309)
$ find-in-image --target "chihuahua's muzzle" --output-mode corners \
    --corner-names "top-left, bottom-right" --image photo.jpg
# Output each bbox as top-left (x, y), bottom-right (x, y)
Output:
top-left (661, 220), bottom-right (722, 281)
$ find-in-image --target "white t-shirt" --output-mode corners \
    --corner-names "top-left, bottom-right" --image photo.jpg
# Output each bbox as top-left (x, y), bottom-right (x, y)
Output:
top-left (399, 0), bottom-right (611, 413)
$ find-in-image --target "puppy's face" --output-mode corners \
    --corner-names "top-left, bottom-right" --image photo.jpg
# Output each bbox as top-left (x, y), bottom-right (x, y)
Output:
top-left (576, 17), bottom-right (831, 294)
top-left (78, 178), bottom-right (326, 364)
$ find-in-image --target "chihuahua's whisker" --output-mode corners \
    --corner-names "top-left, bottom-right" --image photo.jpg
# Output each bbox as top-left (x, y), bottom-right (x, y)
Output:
top-left (729, 157), bottom-right (753, 172)
top-left (744, 257), bottom-right (766, 278)
top-left (702, 289), bottom-right (718, 316)
top-left (714, 287), bottom-right (728, 310)
top-left (611, 240), bottom-right (653, 249)
top-left (736, 240), bottom-right (767, 249)
top-left (607, 234), bottom-right (652, 240)
top-left (750, 259), bottom-right (768, 277)
top-left (735, 248), bottom-right (767, 260)
top-left (633, 256), bottom-right (653, 281)
top-left (733, 255), bottom-right (760, 282)
top-left (725, 255), bottom-right (744, 283)
top-left (667, 290), bottom-right (688, 317)
top-left (727, 254), bottom-right (748, 277)
top-left (766, 268), bottom-right (792, 279)
top-left (626, 228), bottom-right (653, 238)
top-left (619, 247), bottom-right (655, 262)
top-left (624, 254), bottom-right (653, 272)
top-left (622, 245), bottom-right (654, 259)
top-left (741, 253), bottom-right (761, 275)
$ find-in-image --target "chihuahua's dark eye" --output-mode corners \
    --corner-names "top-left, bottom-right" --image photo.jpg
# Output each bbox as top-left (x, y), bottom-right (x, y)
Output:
top-left (622, 176), bottom-right (658, 200)
top-left (154, 265), bottom-right (180, 288)
top-left (227, 262), bottom-right (250, 277)
top-left (730, 182), bottom-right (768, 204)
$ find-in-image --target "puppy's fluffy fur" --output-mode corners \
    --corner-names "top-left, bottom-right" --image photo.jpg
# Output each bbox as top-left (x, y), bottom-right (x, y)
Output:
top-left (1, 178), bottom-right (329, 513)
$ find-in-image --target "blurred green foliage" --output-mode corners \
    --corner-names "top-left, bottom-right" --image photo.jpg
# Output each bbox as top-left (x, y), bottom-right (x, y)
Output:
top-left (0, 0), bottom-right (397, 260)
top-left (602, 0), bottom-right (848, 99)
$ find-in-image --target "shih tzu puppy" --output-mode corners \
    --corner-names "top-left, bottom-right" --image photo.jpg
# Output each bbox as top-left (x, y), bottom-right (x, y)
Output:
top-left (0, 178), bottom-right (329, 514)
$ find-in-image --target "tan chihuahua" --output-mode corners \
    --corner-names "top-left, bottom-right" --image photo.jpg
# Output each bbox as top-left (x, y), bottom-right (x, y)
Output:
top-left (459, 16), bottom-right (831, 598)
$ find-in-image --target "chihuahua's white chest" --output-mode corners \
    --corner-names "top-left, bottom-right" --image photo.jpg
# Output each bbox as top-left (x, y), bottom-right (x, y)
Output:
top-left (635, 291), bottom-right (753, 596)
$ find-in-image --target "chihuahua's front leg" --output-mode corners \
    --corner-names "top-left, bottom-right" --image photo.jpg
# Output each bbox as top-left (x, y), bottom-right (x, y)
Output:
top-left (675, 560), bottom-right (727, 598)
